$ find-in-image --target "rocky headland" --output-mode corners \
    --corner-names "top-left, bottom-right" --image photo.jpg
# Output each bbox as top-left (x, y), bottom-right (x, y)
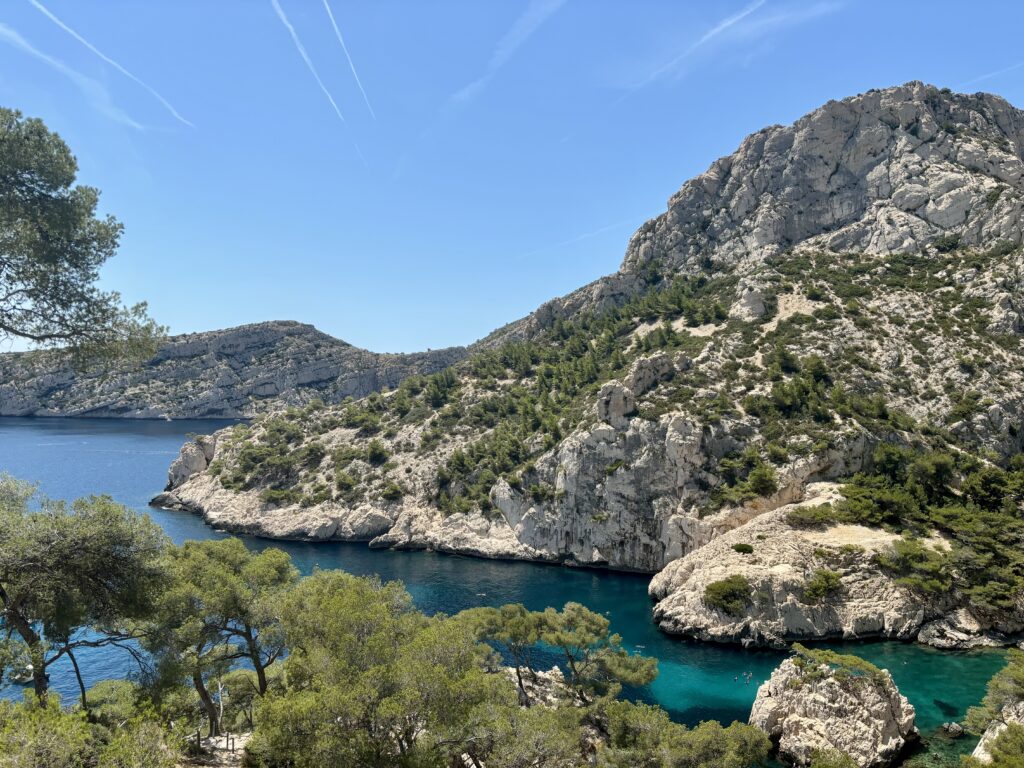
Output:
top-left (154, 82), bottom-right (1024, 652)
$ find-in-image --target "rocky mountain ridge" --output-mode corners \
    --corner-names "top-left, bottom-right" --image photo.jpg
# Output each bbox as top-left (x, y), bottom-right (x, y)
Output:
top-left (0, 321), bottom-right (465, 419)
top-left (155, 82), bottom-right (1024, 649)
top-left (481, 80), bottom-right (1024, 345)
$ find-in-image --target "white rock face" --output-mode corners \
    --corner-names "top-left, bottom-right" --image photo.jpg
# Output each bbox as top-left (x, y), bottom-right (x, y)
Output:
top-left (648, 487), bottom-right (944, 647)
top-left (621, 82), bottom-right (1024, 277)
top-left (167, 440), bottom-right (210, 489)
top-left (750, 656), bottom-right (917, 767)
top-left (0, 321), bottom-right (465, 419)
top-left (154, 471), bottom-right (399, 542)
top-left (729, 287), bottom-right (768, 321)
top-left (624, 353), bottom-right (674, 395)
top-left (595, 382), bottom-right (636, 429)
top-left (972, 700), bottom-right (1024, 763)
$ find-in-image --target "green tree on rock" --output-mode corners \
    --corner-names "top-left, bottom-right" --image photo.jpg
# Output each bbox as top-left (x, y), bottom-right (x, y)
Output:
top-left (540, 602), bottom-right (658, 704)
top-left (462, 603), bottom-right (544, 705)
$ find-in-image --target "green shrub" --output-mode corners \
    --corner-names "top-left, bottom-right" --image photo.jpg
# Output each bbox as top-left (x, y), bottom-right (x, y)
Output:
top-left (746, 464), bottom-right (778, 496)
top-left (731, 543), bottom-right (754, 555)
top-left (965, 649), bottom-right (1024, 737)
top-left (259, 488), bottom-right (301, 506)
top-left (809, 749), bottom-right (858, 768)
top-left (932, 233), bottom-right (961, 253)
top-left (803, 568), bottom-right (842, 603)
top-left (704, 575), bottom-right (752, 617)
top-left (874, 537), bottom-right (951, 596)
top-left (366, 439), bottom-right (390, 466)
top-left (766, 443), bottom-right (789, 464)
top-left (791, 644), bottom-right (886, 685)
top-left (335, 471), bottom-right (357, 491)
top-left (381, 482), bottom-right (404, 501)
top-left (785, 504), bottom-right (836, 528)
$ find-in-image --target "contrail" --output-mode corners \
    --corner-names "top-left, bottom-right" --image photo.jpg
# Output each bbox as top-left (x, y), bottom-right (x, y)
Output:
top-left (960, 60), bottom-right (1024, 88)
top-left (27, 0), bottom-right (193, 127)
top-left (452, 0), bottom-right (568, 103)
top-left (0, 22), bottom-right (143, 130)
top-left (516, 215), bottom-right (645, 260)
top-left (322, 0), bottom-right (375, 119)
top-left (270, 0), bottom-right (366, 163)
top-left (642, 0), bottom-right (767, 85)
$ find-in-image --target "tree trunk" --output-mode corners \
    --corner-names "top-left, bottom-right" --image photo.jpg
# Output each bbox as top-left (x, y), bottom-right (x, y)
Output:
top-left (249, 641), bottom-right (268, 695)
top-left (31, 655), bottom-right (48, 702)
top-left (193, 669), bottom-right (220, 737)
top-left (0, 597), bottom-right (48, 703)
top-left (67, 650), bottom-right (88, 712)
top-left (514, 665), bottom-right (531, 707)
top-left (243, 628), bottom-right (269, 696)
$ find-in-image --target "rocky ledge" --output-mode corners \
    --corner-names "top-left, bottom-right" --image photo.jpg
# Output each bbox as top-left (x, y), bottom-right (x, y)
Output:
top-left (648, 485), bottom-right (1023, 649)
top-left (750, 647), bottom-right (917, 767)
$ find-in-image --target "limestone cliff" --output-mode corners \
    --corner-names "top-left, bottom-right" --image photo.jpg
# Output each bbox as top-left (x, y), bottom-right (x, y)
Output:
top-left (0, 321), bottom-right (465, 419)
top-left (483, 81), bottom-right (1024, 346)
top-left (648, 485), bottom-right (1023, 648)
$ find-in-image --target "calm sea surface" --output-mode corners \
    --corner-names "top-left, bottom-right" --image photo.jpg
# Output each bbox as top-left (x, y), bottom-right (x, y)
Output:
top-left (0, 417), bottom-right (1005, 750)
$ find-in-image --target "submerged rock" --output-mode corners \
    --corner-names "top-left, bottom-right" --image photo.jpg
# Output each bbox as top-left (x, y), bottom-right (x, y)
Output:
top-left (749, 647), bottom-right (917, 767)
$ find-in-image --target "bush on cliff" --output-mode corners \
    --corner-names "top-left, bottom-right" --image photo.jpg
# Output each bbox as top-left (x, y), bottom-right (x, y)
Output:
top-left (703, 575), bottom-right (752, 617)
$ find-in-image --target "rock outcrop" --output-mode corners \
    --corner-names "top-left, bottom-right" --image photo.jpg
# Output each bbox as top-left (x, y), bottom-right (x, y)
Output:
top-left (750, 650), bottom-right (917, 767)
top-left (649, 486), bottom-right (929, 647)
top-left (0, 321), bottom-right (465, 419)
top-left (648, 485), bottom-right (1023, 648)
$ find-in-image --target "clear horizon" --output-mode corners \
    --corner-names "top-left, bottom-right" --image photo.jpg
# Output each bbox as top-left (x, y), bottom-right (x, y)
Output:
top-left (2, 0), bottom-right (1023, 354)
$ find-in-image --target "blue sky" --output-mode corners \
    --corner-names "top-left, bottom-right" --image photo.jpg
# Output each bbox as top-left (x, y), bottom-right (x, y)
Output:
top-left (2, 1), bottom-right (1023, 353)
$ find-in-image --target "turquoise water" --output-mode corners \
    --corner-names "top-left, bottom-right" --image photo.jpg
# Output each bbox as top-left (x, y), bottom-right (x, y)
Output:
top-left (0, 417), bottom-right (1006, 746)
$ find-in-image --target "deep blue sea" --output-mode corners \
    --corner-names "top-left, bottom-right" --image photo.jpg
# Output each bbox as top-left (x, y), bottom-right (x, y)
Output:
top-left (0, 417), bottom-right (1006, 748)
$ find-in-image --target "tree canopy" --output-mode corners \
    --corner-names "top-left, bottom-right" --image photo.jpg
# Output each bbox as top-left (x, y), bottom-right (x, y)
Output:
top-left (143, 538), bottom-right (298, 736)
top-left (0, 474), bottom-right (167, 703)
top-left (0, 108), bottom-right (163, 361)
top-left (0, 481), bottom-right (769, 767)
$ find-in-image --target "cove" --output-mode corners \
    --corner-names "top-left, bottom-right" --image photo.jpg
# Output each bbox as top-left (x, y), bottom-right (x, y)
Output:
top-left (0, 417), bottom-right (1006, 744)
